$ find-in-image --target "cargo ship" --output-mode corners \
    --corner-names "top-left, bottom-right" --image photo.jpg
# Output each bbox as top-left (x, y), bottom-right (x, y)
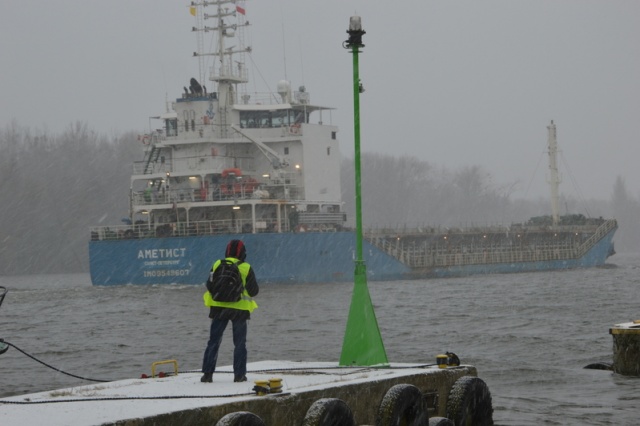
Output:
top-left (88, 3), bottom-right (616, 286)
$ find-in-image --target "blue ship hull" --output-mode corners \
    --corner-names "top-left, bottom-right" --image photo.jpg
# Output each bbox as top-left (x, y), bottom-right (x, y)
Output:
top-left (89, 227), bottom-right (617, 285)
top-left (89, 232), bottom-right (411, 285)
top-left (415, 227), bottom-right (617, 279)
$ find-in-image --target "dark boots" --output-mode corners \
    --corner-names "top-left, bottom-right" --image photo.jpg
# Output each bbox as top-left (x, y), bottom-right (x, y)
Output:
top-left (201, 372), bottom-right (246, 382)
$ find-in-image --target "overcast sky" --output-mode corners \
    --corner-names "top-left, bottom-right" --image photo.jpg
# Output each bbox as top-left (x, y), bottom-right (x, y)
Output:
top-left (1, 0), bottom-right (638, 200)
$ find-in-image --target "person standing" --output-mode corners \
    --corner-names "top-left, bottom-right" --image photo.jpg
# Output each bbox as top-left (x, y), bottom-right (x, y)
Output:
top-left (201, 239), bottom-right (259, 383)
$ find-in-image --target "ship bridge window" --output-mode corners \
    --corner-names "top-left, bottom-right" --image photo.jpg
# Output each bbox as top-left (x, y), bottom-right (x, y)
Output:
top-left (239, 110), bottom-right (296, 129)
top-left (166, 119), bottom-right (178, 137)
top-left (294, 112), bottom-right (309, 124)
top-left (273, 115), bottom-right (284, 127)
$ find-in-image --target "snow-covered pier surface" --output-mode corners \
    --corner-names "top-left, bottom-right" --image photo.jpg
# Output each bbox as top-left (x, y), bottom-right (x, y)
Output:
top-left (0, 360), bottom-right (482, 425)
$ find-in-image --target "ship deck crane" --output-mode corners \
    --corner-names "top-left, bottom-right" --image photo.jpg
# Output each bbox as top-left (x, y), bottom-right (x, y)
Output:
top-left (231, 124), bottom-right (289, 170)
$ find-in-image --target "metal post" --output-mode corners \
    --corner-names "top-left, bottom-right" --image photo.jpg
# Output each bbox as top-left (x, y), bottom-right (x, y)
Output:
top-left (547, 120), bottom-right (560, 226)
top-left (0, 286), bottom-right (9, 355)
top-left (339, 16), bottom-right (388, 367)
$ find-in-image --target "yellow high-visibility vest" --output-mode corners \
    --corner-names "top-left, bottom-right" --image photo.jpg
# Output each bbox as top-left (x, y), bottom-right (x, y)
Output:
top-left (203, 257), bottom-right (258, 313)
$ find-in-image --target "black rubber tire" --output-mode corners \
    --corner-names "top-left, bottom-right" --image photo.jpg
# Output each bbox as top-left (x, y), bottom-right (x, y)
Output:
top-left (215, 411), bottom-right (266, 426)
top-left (429, 417), bottom-right (454, 426)
top-left (445, 376), bottom-right (493, 426)
top-left (301, 398), bottom-right (356, 426)
top-left (376, 383), bottom-right (429, 426)
top-left (584, 362), bottom-right (612, 370)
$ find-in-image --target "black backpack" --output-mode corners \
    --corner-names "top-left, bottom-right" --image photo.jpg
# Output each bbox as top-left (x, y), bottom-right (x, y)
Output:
top-left (206, 259), bottom-right (243, 302)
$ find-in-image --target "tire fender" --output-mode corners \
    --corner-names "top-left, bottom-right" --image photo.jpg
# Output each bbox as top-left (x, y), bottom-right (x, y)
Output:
top-left (376, 383), bottom-right (429, 426)
top-left (584, 362), bottom-right (612, 370)
top-left (429, 417), bottom-right (454, 426)
top-left (445, 376), bottom-right (493, 426)
top-left (215, 411), bottom-right (266, 426)
top-left (302, 398), bottom-right (356, 426)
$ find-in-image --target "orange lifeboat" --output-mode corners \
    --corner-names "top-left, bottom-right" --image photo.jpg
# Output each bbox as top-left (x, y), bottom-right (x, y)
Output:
top-left (220, 169), bottom-right (240, 196)
top-left (221, 168), bottom-right (242, 178)
top-left (219, 171), bottom-right (258, 196)
top-left (242, 177), bottom-right (259, 194)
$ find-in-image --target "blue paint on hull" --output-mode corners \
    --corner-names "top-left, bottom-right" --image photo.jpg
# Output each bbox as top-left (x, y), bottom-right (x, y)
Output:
top-left (420, 227), bottom-right (617, 278)
top-left (89, 232), bottom-right (411, 286)
top-left (89, 228), bottom-right (616, 286)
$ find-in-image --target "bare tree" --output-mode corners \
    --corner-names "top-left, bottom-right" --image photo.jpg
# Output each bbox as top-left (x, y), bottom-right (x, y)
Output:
top-left (0, 122), bottom-right (141, 275)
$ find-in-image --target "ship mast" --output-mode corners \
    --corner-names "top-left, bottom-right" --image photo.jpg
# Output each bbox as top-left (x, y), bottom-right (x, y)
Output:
top-left (547, 120), bottom-right (561, 226)
top-left (191, 0), bottom-right (250, 137)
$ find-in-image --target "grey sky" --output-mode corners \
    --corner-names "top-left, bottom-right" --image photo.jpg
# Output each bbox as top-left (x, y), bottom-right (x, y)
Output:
top-left (1, 0), bottom-right (638, 200)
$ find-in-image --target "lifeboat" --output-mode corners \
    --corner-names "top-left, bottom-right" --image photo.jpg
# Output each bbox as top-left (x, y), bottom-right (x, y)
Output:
top-left (220, 174), bottom-right (258, 196)
top-left (221, 168), bottom-right (242, 178)
top-left (242, 177), bottom-right (259, 194)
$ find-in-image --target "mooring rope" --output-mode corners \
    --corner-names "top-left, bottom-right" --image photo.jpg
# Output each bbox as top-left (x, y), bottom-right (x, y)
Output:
top-left (1, 338), bottom-right (444, 406)
top-left (3, 340), bottom-right (436, 383)
top-left (1, 340), bottom-right (111, 383)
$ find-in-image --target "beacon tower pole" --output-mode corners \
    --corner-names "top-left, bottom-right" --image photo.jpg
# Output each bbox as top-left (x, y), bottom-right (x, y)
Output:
top-left (339, 16), bottom-right (388, 367)
top-left (0, 286), bottom-right (8, 355)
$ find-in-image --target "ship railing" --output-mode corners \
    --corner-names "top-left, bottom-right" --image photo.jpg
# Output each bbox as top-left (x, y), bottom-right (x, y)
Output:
top-left (131, 184), bottom-right (301, 206)
top-left (574, 219), bottom-right (617, 256)
top-left (418, 244), bottom-right (578, 268)
top-left (234, 90), bottom-right (313, 107)
top-left (366, 234), bottom-right (584, 268)
top-left (293, 212), bottom-right (345, 232)
top-left (364, 223), bottom-right (601, 238)
top-left (364, 224), bottom-right (510, 236)
top-left (298, 212), bottom-right (345, 224)
top-left (90, 218), bottom-right (289, 241)
top-left (170, 219), bottom-right (285, 236)
top-left (133, 160), bottom-right (172, 175)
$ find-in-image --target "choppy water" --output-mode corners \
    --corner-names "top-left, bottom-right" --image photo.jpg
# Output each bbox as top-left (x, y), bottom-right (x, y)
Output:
top-left (1, 253), bottom-right (640, 425)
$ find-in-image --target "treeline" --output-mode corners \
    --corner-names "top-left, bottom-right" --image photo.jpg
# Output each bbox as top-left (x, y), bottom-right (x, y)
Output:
top-left (341, 153), bottom-right (640, 252)
top-left (0, 124), bottom-right (637, 276)
top-left (341, 154), bottom-right (516, 227)
top-left (0, 122), bottom-right (141, 275)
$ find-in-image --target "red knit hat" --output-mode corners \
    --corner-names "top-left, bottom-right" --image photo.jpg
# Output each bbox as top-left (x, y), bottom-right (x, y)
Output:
top-left (225, 239), bottom-right (246, 261)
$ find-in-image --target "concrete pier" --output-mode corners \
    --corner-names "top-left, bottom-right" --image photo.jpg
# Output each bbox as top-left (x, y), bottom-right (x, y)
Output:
top-left (610, 320), bottom-right (640, 376)
top-left (0, 360), bottom-right (491, 426)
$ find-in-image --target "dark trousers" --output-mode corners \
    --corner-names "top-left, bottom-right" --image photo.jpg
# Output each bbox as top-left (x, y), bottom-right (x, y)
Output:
top-left (202, 317), bottom-right (248, 378)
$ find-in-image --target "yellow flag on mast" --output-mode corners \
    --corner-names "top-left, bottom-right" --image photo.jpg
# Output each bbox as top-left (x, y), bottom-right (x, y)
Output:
top-left (189, 6), bottom-right (196, 16)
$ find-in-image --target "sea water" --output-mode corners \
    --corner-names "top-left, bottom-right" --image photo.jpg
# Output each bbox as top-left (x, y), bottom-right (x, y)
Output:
top-left (1, 253), bottom-right (639, 425)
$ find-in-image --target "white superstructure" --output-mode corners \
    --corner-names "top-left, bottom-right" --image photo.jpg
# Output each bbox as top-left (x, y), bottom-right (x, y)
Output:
top-left (128, 1), bottom-right (344, 236)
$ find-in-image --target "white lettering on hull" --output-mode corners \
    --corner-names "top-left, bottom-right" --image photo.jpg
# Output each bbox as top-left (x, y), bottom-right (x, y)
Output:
top-left (143, 260), bottom-right (181, 266)
top-left (137, 248), bottom-right (187, 259)
top-left (143, 269), bottom-right (191, 277)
